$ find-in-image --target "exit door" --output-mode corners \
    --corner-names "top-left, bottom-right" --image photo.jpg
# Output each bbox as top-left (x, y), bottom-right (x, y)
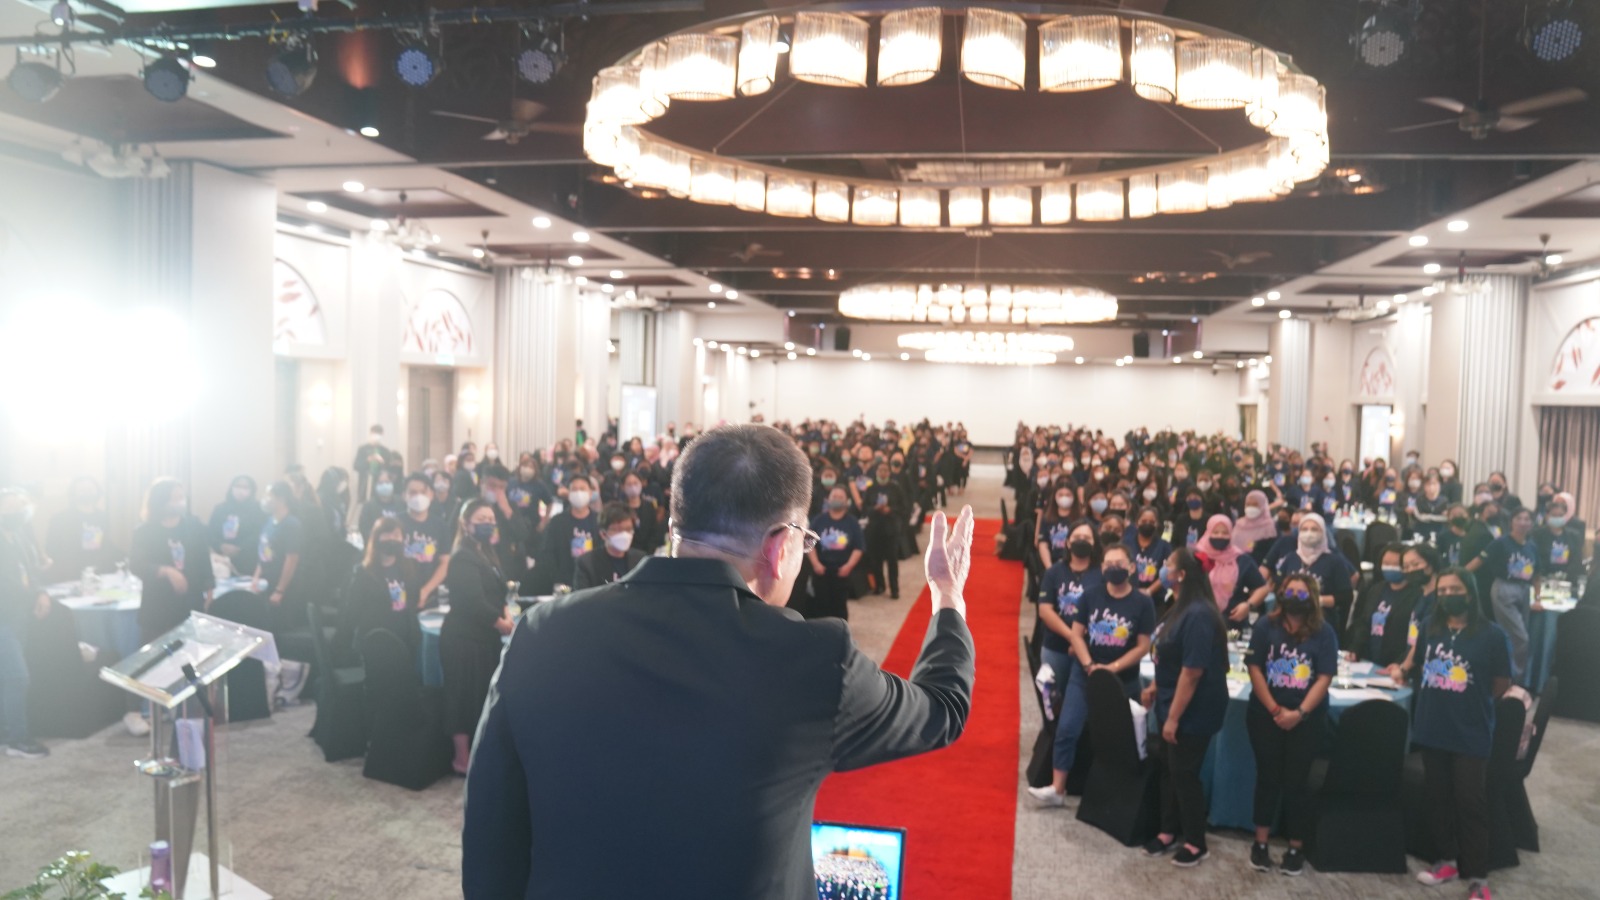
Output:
top-left (409, 367), bottom-right (455, 468)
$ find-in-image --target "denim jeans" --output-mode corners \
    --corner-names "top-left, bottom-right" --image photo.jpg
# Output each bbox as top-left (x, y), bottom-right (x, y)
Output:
top-left (0, 620), bottom-right (31, 745)
top-left (1490, 579), bottom-right (1531, 685)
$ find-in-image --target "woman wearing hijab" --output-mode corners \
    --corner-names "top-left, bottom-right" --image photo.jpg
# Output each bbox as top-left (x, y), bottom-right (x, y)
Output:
top-left (1533, 492), bottom-right (1586, 586)
top-left (1198, 515), bottom-right (1265, 624)
top-left (1233, 490), bottom-right (1279, 560)
top-left (1270, 513), bottom-right (1355, 634)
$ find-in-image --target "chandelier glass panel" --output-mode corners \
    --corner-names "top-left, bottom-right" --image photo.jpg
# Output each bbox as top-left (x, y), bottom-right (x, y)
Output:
top-left (840, 283), bottom-right (1119, 326)
top-left (584, 5), bottom-right (1330, 229)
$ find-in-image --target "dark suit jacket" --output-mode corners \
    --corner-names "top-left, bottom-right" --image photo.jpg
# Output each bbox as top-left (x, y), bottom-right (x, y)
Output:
top-left (463, 557), bottom-right (975, 900)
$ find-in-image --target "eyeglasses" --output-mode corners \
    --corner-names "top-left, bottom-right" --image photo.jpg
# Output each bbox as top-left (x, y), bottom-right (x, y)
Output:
top-left (772, 522), bottom-right (821, 552)
top-left (1280, 587), bottom-right (1312, 602)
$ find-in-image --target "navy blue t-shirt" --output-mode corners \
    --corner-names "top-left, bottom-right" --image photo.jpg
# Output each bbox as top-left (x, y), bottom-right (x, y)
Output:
top-left (1245, 616), bottom-right (1338, 713)
top-left (1152, 602), bottom-right (1230, 736)
top-left (1477, 535), bottom-right (1538, 591)
top-left (810, 512), bottom-right (865, 571)
top-left (1039, 516), bottom-right (1072, 564)
top-left (1037, 562), bottom-right (1103, 654)
top-left (1074, 585), bottom-right (1156, 681)
top-left (1407, 591), bottom-right (1436, 650)
top-left (1413, 620), bottom-right (1512, 758)
top-left (1129, 537), bottom-right (1172, 593)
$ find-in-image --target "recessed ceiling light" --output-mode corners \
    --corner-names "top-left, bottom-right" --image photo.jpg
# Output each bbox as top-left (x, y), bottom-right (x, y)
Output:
top-left (1172, 356), bottom-right (1182, 364)
top-left (1278, 309), bottom-right (1292, 319)
top-left (784, 342), bottom-right (794, 351)
top-left (708, 340), bottom-right (718, 348)
top-left (737, 346), bottom-right (747, 355)
top-left (191, 54), bottom-right (217, 69)
top-left (306, 200), bottom-right (327, 214)
top-left (1546, 253), bottom-right (1563, 265)
top-left (1266, 290), bottom-right (1281, 301)
top-left (851, 349), bottom-right (862, 358)
top-left (1265, 355), bottom-right (1274, 363)
top-left (787, 351), bottom-right (797, 360)
top-left (787, 310), bottom-right (796, 317)
top-left (1408, 235), bottom-right (1429, 247)
top-left (532, 216), bottom-right (551, 229)
top-left (342, 180), bottom-right (365, 193)
top-left (369, 218), bottom-right (389, 232)
top-left (1423, 262), bottom-right (1441, 274)
top-left (567, 255), bottom-right (583, 266)
top-left (609, 269), bottom-right (624, 279)
top-left (358, 126), bottom-right (380, 138)
top-left (709, 283), bottom-right (722, 293)
top-left (1115, 359), bottom-right (1125, 367)
top-left (471, 247), bottom-right (486, 259)
top-left (1377, 299), bottom-right (1392, 311)
top-left (1251, 297), bottom-right (1266, 307)
top-left (1347, 172), bottom-right (1362, 183)
top-left (1074, 356), bottom-right (1084, 364)
top-left (572, 231), bottom-right (590, 243)
top-left (1193, 350), bottom-right (1204, 359)
top-left (575, 276), bottom-right (588, 285)
top-left (750, 350), bottom-right (760, 358)
top-left (1446, 219), bottom-right (1469, 232)
top-left (707, 301), bottom-right (716, 308)
top-left (806, 348), bottom-right (816, 356)
top-left (902, 352), bottom-right (912, 361)
top-left (1248, 358), bottom-right (1258, 366)
top-left (601, 283), bottom-right (615, 293)
top-left (1393, 293), bottom-right (1408, 303)
top-left (861, 352), bottom-right (871, 361)
top-left (1236, 360), bottom-right (1245, 368)
top-left (725, 290), bottom-right (739, 299)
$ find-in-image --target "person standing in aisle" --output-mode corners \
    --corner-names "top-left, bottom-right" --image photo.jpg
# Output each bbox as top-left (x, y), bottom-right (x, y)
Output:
top-left (808, 485), bottom-right (864, 621)
top-left (1465, 508), bottom-right (1538, 685)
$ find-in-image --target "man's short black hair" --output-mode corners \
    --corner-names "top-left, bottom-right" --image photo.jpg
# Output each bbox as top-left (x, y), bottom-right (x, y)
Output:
top-left (480, 462), bottom-right (511, 483)
top-left (671, 424), bottom-right (811, 554)
top-left (600, 501), bottom-right (636, 531)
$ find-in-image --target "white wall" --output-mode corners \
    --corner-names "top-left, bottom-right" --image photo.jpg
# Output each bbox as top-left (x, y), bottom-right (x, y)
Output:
top-left (765, 358), bottom-right (1241, 444)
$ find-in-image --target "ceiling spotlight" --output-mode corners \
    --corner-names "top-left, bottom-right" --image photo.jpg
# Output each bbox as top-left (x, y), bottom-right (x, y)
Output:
top-left (852, 349), bottom-right (862, 358)
top-left (1265, 355), bottom-right (1274, 363)
top-left (1447, 219), bottom-right (1469, 232)
top-left (369, 218), bottom-right (390, 232)
top-left (1115, 359), bottom-right (1125, 367)
top-left (1278, 309), bottom-right (1293, 319)
top-left (143, 55), bottom-right (190, 103)
top-left (516, 35), bottom-right (564, 84)
top-left (306, 200), bottom-right (327, 213)
top-left (1236, 360), bottom-right (1245, 368)
top-left (1354, 1), bottom-right (1416, 68)
top-left (532, 215), bottom-right (551, 229)
top-left (708, 341), bottom-right (718, 349)
top-left (903, 352), bottom-right (913, 361)
top-left (1394, 293), bottom-right (1409, 303)
top-left (342, 180), bottom-right (364, 193)
top-left (608, 269), bottom-right (624, 279)
top-left (1249, 358), bottom-right (1258, 366)
top-left (1172, 356), bottom-right (1182, 364)
top-left (575, 276), bottom-right (588, 285)
top-left (1251, 297), bottom-right (1266, 307)
top-left (358, 125), bottom-right (380, 138)
top-left (601, 283), bottom-right (615, 293)
top-left (7, 57), bottom-right (64, 103)
top-left (1267, 290), bottom-right (1281, 301)
top-left (787, 310), bottom-right (796, 317)
top-left (707, 301), bottom-right (717, 309)
top-left (1193, 350), bottom-right (1204, 359)
top-left (783, 342), bottom-right (795, 351)
top-left (806, 347), bottom-right (816, 356)
top-left (751, 350), bottom-right (761, 358)
top-left (471, 247), bottom-right (486, 259)
top-left (725, 290), bottom-right (740, 300)
top-left (1408, 234), bottom-right (1429, 247)
top-left (788, 351), bottom-right (798, 360)
top-left (861, 353), bottom-right (872, 361)
top-left (709, 283), bottom-right (722, 293)
top-left (1424, 262), bottom-right (1442, 274)
top-left (1524, 1), bottom-right (1584, 63)
top-left (1347, 172), bottom-right (1363, 183)
top-left (265, 42), bottom-right (317, 98)
top-left (567, 255), bottom-right (583, 266)
top-left (49, 2), bottom-right (71, 26)
top-left (1075, 356), bottom-right (1085, 364)
top-left (573, 231), bottom-right (590, 243)
top-left (737, 346), bottom-right (747, 355)
top-left (394, 41), bottom-right (442, 88)
top-left (1377, 299), bottom-right (1392, 312)
top-left (1545, 253), bottom-right (1564, 265)
top-left (190, 53), bottom-right (217, 69)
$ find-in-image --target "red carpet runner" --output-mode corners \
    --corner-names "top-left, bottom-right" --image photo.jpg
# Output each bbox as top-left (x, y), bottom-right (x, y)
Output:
top-left (815, 518), bottom-right (1022, 899)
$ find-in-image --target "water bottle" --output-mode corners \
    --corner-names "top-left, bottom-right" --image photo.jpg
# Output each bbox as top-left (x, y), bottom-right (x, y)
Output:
top-left (149, 841), bottom-right (172, 894)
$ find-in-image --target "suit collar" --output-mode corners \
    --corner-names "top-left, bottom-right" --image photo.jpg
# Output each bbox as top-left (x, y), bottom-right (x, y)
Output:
top-left (623, 556), bottom-right (752, 594)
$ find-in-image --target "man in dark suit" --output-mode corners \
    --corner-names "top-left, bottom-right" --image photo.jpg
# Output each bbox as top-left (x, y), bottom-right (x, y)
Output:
top-left (463, 424), bottom-right (976, 899)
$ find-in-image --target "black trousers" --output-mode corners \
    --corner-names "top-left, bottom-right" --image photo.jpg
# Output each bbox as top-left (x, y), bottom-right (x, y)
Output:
top-left (1246, 705), bottom-right (1321, 841)
top-left (865, 527), bottom-right (900, 595)
top-left (1155, 728), bottom-right (1213, 850)
top-left (1422, 747), bottom-right (1491, 879)
top-left (812, 571), bottom-right (850, 621)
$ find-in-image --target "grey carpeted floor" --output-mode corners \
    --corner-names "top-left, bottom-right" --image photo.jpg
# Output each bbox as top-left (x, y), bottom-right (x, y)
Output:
top-left (3, 465), bottom-right (1596, 899)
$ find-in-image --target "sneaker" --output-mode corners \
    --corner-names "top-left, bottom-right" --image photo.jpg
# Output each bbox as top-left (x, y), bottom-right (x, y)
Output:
top-left (1418, 862), bottom-right (1460, 886)
top-left (1026, 785), bottom-right (1066, 808)
top-left (123, 712), bottom-right (151, 737)
top-left (1249, 842), bottom-right (1274, 873)
top-left (1467, 881), bottom-right (1492, 900)
top-left (1280, 847), bottom-right (1305, 877)
top-left (1142, 836), bottom-right (1178, 857)
top-left (889, 592), bottom-right (900, 600)
top-left (1172, 845), bottom-right (1208, 868)
top-left (6, 741), bottom-right (48, 759)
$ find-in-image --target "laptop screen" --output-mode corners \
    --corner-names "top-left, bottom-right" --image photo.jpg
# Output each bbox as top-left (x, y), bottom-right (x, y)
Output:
top-left (811, 821), bottom-right (906, 900)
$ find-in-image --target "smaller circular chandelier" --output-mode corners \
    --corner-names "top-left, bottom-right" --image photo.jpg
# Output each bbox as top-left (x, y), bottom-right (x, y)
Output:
top-left (900, 329), bottom-right (1071, 364)
top-left (840, 282), bottom-right (1118, 325)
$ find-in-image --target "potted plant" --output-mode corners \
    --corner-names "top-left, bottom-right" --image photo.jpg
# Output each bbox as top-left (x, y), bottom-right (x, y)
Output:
top-left (4, 852), bottom-right (172, 900)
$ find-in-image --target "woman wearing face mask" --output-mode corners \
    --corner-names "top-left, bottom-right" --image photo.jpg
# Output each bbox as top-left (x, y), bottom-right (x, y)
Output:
top-left (506, 454), bottom-right (553, 525)
top-left (1286, 467), bottom-right (1317, 514)
top-left (601, 453), bottom-right (630, 504)
top-left (346, 518), bottom-right (423, 654)
top-left (1309, 466), bottom-right (1343, 519)
top-left (1466, 507), bottom-right (1539, 684)
top-left (575, 503), bottom-right (649, 590)
top-left (1436, 503), bottom-right (1471, 567)
top-left (1036, 522), bottom-right (1103, 706)
top-left (1234, 490), bottom-right (1279, 560)
top-left (1346, 543), bottom-right (1423, 666)
top-left (1199, 515), bottom-right (1266, 624)
top-left (1402, 544), bottom-right (1444, 654)
top-left (427, 469), bottom-right (459, 527)
top-left (209, 475), bottom-right (267, 577)
top-left (540, 475), bottom-right (601, 592)
top-left (1437, 459), bottom-right (1463, 504)
top-left (1086, 490), bottom-right (1111, 525)
top-left (252, 482), bottom-right (305, 634)
top-left (1270, 513), bottom-right (1355, 631)
top-left (1029, 543), bottom-right (1155, 808)
top-left (358, 466), bottom-right (404, 543)
top-left (619, 471), bottom-right (664, 554)
top-left (1140, 547), bottom-right (1229, 868)
top-left (807, 486), bottom-right (864, 622)
top-left (1129, 506), bottom-right (1173, 607)
top-left (451, 448), bottom-right (481, 504)
top-left (813, 466), bottom-right (842, 519)
top-left (442, 499), bottom-right (518, 774)
top-left (130, 477), bottom-right (215, 643)
top-left (396, 474), bottom-right (453, 609)
top-left (1533, 492), bottom-right (1585, 585)
top-left (1170, 489), bottom-right (1209, 551)
top-left (863, 461), bottom-right (907, 600)
top-left (44, 476), bottom-right (119, 583)
top-left (316, 466), bottom-right (352, 537)
top-left (1408, 473), bottom-right (1451, 544)
top-left (1388, 569), bottom-right (1509, 900)
top-left (1243, 572), bottom-right (1337, 876)
top-left (1036, 483), bottom-right (1077, 571)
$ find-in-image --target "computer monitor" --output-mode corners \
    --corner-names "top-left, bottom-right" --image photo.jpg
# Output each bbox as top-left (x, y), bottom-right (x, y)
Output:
top-left (810, 820), bottom-right (906, 900)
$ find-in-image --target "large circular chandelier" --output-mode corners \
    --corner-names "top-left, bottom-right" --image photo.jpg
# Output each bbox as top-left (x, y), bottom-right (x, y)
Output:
top-left (840, 282), bottom-right (1118, 324)
top-left (583, 4), bottom-right (1330, 228)
top-left (898, 330), bottom-right (1074, 352)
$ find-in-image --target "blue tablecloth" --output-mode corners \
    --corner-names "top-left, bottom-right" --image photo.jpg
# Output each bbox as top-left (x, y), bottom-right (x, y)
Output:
top-left (57, 592), bottom-right (143, 660)
top-left (1527, 604), bottom-right (1571, 693)
top-left (1141, 657), bottom-right (1413, 832)
top-left (418, 599), bottom-right (541, 688)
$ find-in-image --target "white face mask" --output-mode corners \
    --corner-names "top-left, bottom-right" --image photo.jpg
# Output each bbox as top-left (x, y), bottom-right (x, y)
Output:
top-left (568, 490), bottom-right (592, 509)
top-left (1298, 528), bottom-right (1324, 550)
top-left (607, 531), bottom-right (634, 553)
top-left (611, 460), bottom-right (626, 472)
top-left (485, 449), bottom-right (499, 461)
top-left (407, 493), bottom-right (431, 514)
top-left (1142, 488), bottom-right (1158, 501)
top-left (1441, 466), bottom-right (1455, 479)
top-left (1408, 479), bottom-right (1422, 491)
top-left (1244, 506), bottom-right (1263, 519)
top-left (1056, 496), bottom-right (1073, 509)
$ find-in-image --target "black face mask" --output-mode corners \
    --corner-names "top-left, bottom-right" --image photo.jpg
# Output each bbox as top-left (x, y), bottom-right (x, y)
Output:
top-left (1137, 522), bottom-right (1158, 539)
top-left (1099, 531), bottom-right (1120, 546)
top-left (377, 539), bottom-right (404, 558)
top-left (1103, 566), bottom-right (1130, 586)
top-left (1281, 596), bottom-right (1314, 619)
top-left (1069, 539), bottom-right (1094, 560)
top-left (1208, 536), bottom-right (1231, 551)
top-left (1437, 592), bottom-right (1471, 618)
top-left (1450, 516), bottom-right (1470, 530)
top-left (1405, 570), bottom-right (1429, 588)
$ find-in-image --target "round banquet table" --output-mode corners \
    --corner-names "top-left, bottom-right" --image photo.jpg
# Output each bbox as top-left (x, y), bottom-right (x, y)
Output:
top-left (1140, 650), bottom-right (1413, 833)
top-left (1527, 599), bottom-right (1575, 693)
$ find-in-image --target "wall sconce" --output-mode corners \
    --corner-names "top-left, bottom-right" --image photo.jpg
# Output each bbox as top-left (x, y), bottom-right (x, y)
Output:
top-left (309, 383), bottom-right (334, 424)
top-left (461, 385), bottom-right (481, 420)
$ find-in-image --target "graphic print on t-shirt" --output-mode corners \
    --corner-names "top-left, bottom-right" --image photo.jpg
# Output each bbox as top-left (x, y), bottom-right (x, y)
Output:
top-left (1421, 643), bottom-right (1472, 693)
top-left (82, 523), bottom-right (103, 551)
top-left (258, 531), bottom-right (273, 564)
top-left (1551, 541), bottom-right (1570, 566)
top-left (1048, 522), bottom-right (1069, 551)
top-left (1136, 553), bottom-right (1159, 584)
top-left (387, 578), bottom-right (407, 612)
top-left (1057, 576), bottom-right (1087, 621)
top-left (1371, 599), bottom-right (1391, 637)
top-left (168, 538), bottom-right (185, 569)
top-left (570, 531), bottom-right (593, 558)
top-left (820, 527), bottom-right (852, 553)
top-left (1508, 549), bottom-right (1535, 582)
top-left (1265, 642), bottom-right (1314, 690)
top-left (405, 530), bottom-right (438, 564)
top-left (222, 514), bottom-right (240, 541)
top-left (1086, 608), bottom-right (1134, 648)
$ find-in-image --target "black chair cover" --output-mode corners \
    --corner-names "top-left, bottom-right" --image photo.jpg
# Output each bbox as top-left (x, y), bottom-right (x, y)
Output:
top-left (1309, 699), bottom-right (1409, 873)
top-left (23, 602), bottom-right (123, 739)
top-left (205, 590), bottom-right (272, 723)
top-left (360, 628), bottom-right (452, 790)
top-left (1506, 677), bottom-right (1558, 852)
top-left (1074, 669), bottom-right (1160, 847)
top-left (1551, 608), bottom-right (1600, 723)
top-left (307, 603), bottom-right (366, 763)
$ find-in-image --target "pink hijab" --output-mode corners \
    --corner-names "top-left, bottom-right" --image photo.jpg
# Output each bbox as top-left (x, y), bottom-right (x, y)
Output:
top-left (1201, 513), bottom-right (1243, 610)
top-left (1232, 490), bottom-right (1278, 551)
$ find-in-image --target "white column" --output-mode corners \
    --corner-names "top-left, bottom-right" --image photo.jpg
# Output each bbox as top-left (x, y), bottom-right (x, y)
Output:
top-left (1424, 296), bottom-right (1464, 465)
top-left (347, 235), bottom-right (404, 469)
top-left (1456, 275), bottom-right (1527, 483)
top-left (577, 292), bottom-right (611, 435)
top-left (1269, 318), bottom-right (1311, 451)
top-left (654, 309), bottom-right (698, 432)
top-left (494, 267), bottom-right (578, 452)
